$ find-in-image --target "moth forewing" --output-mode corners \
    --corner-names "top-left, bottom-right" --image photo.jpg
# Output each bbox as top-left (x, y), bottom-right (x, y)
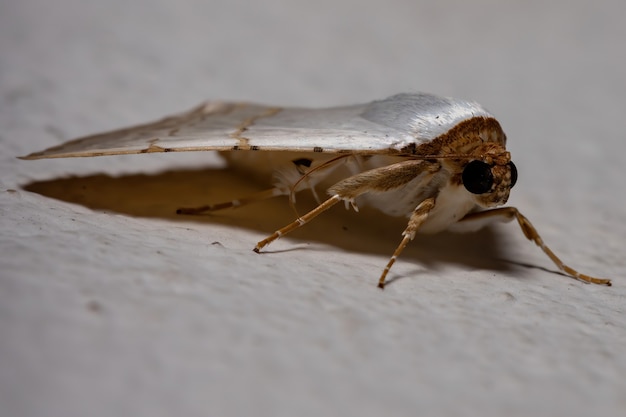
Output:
top-left (20, 93), bottom-right (611, 288)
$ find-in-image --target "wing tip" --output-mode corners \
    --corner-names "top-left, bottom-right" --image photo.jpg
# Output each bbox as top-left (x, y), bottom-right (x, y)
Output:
top-left (17, 149), bottom-right (121, 159)
top-left (18, 152), bottom-right (47, 160)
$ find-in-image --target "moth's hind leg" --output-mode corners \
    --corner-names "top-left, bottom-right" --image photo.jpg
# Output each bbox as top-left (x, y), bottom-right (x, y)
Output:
top-left (176, 187), bottom-right (288, 215)
top-left (176, 155), bottom-right (351, 215)
top-left (454, 207), bottom-right (611, 286)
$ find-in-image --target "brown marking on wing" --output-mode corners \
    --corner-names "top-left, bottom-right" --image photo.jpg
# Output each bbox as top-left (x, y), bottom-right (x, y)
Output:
top-left (229, 106), bottom-right (282, 149)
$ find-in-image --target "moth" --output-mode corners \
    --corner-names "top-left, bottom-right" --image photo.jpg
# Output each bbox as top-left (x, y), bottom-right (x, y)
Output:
top-left (21, 93), bottom-right (611, 288)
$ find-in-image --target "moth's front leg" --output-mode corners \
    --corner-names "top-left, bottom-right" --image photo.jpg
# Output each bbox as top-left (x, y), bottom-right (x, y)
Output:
top-left (455, 207), bottom-right (611, 286)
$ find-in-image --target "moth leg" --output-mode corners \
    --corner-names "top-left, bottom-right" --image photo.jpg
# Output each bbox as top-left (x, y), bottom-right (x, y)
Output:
top-left (378, 197), bottom-right (436, 289)
top-left (457, 207), bottom-right (611, 286)
top-left (177, 155), bottom-right (350, 215)
top-left (177, 187), bottom-right (287, 215)
top-left (255, 159), bottom-right (440, 286)
top-left (253, 195), bottom-right (342, 252)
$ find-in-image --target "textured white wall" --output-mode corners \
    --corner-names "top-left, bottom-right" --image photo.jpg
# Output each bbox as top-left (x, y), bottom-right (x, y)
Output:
top-left (1, 1), bottom-right (625, 416)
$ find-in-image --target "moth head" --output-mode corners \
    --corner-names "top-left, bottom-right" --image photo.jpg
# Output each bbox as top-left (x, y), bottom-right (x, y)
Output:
top-left (460, 152), bottom-right (517, 207)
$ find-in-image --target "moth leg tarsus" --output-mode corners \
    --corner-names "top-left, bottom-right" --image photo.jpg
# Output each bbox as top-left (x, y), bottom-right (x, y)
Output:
top-left (254, 195), bottom-right (342, 252)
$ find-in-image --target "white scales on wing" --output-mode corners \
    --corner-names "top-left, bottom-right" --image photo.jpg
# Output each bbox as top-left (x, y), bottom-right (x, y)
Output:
top-left (21, 93), bottom-right (611, 288)
top-left (21, 93), bottom-right (496, 158)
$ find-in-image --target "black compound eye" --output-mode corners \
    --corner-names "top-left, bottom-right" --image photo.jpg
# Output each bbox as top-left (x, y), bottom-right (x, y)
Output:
top-left (508, 161), bottom-right (518, 188)
top-left (462, 160), bottom-right (494, 194)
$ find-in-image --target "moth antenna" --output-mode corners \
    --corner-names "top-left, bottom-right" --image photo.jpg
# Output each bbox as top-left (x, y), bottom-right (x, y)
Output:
top-left (290, 154), bottom-right (352, 195)
top-left (404, 153), bottom-right (484, 160)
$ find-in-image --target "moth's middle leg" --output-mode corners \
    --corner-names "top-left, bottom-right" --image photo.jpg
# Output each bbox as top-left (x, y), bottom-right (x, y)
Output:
top-left (377, 197), bottom-right (436, 289)
top-left (254, 159), bottom-right (439, 288)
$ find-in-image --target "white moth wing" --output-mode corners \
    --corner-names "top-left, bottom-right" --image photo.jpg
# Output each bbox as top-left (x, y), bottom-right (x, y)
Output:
top-left (20, 93), bottom-right (494, 160)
